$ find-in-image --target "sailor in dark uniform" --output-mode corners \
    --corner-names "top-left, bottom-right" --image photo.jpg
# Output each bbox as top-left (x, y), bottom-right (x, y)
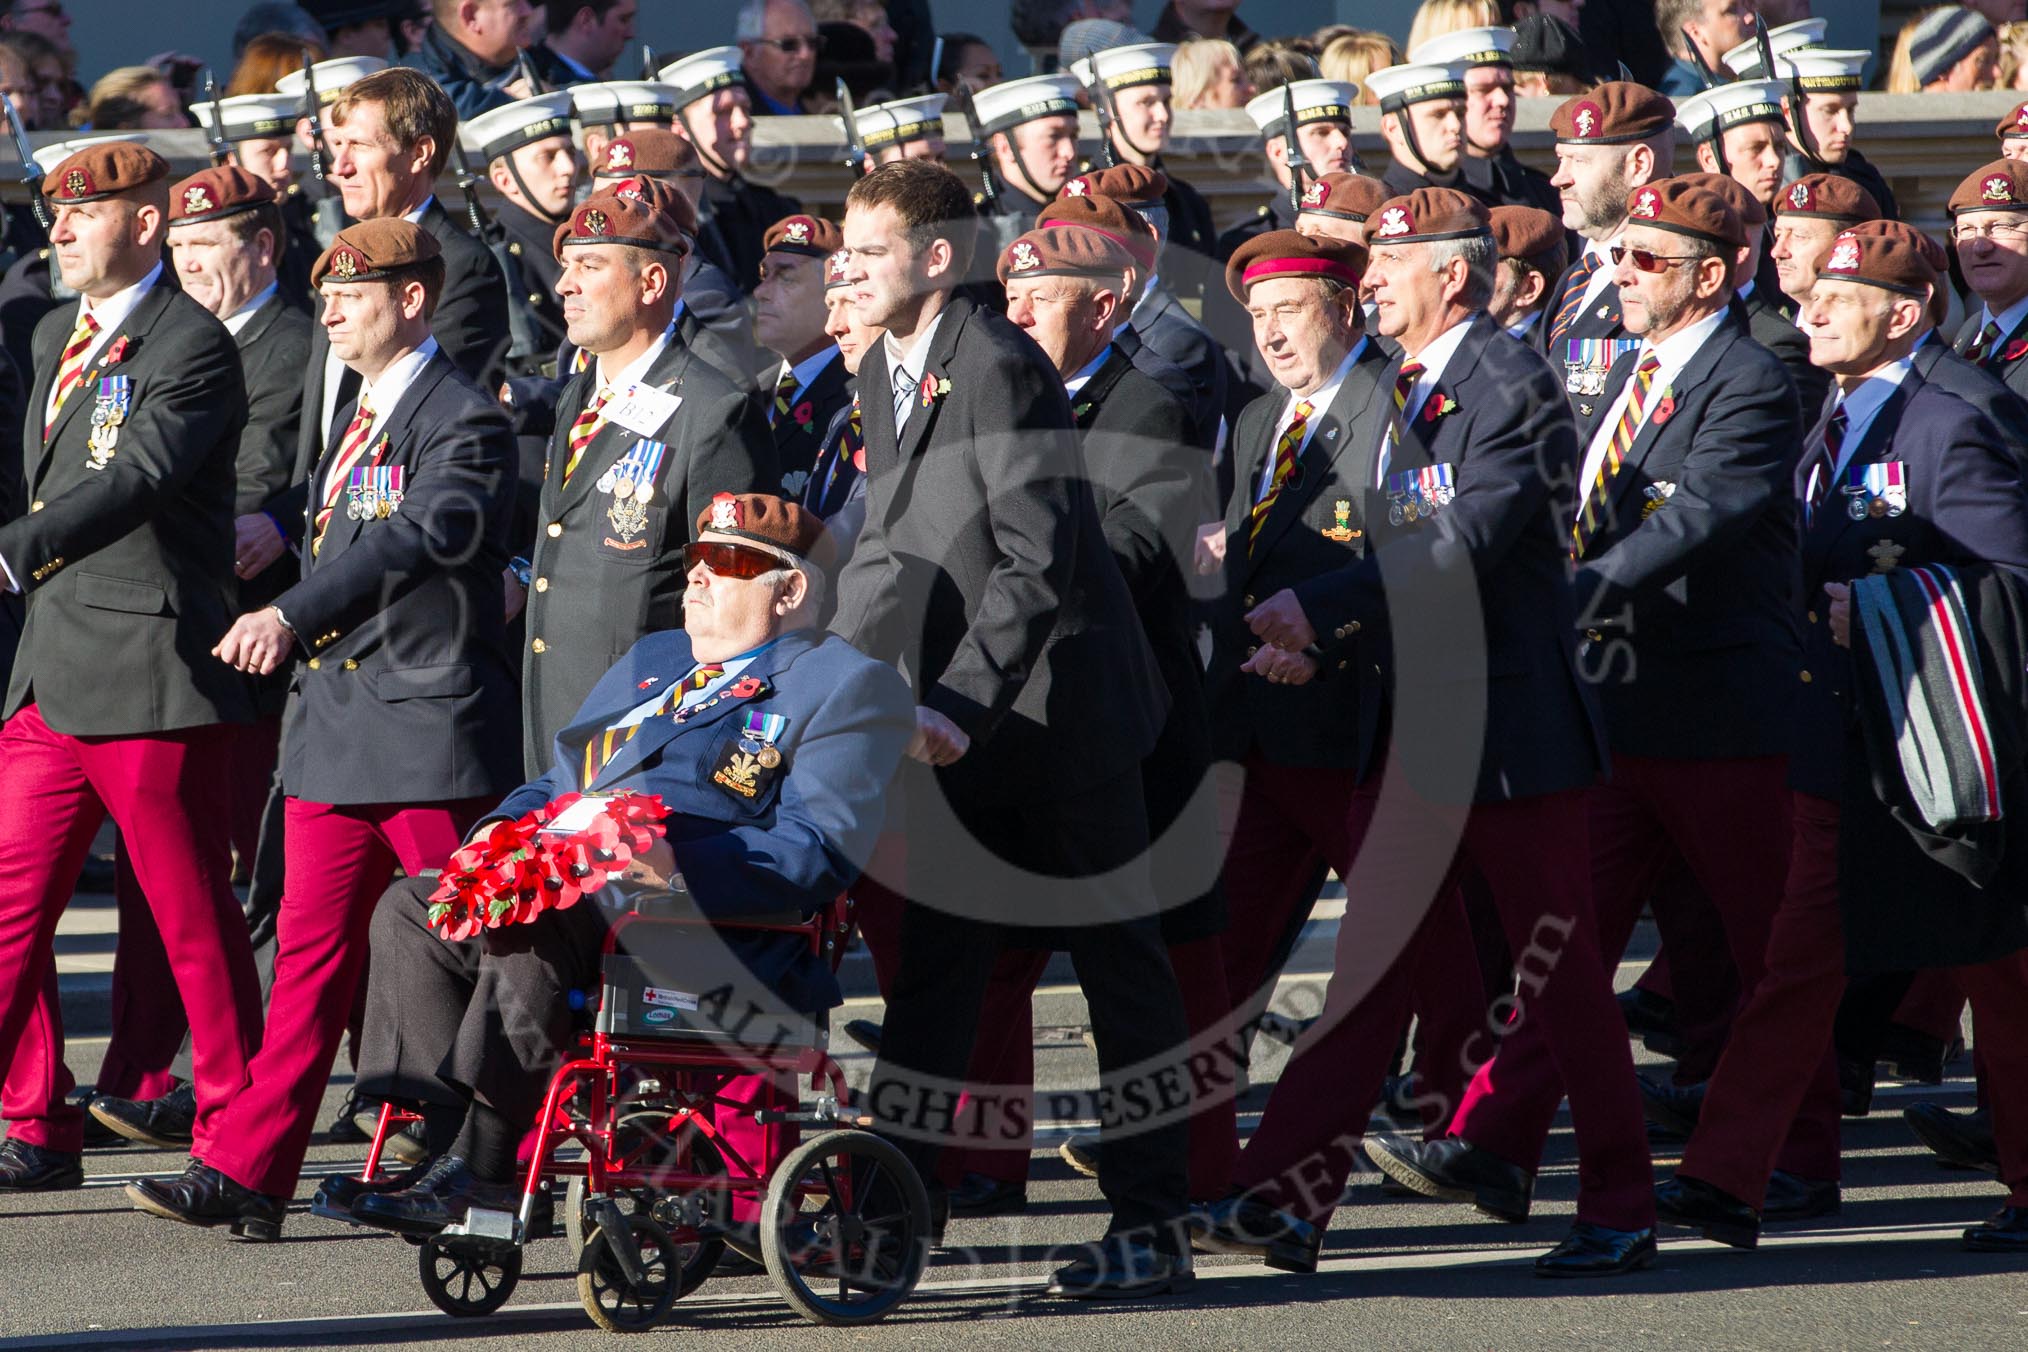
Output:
top-left (1676, 79), bottom-right (1792, 299)
top-left (965, 72), bottom-right (1085, 264)
top-left (194, 92), bottom-right (322, 302)
top-left (1363, 59), bottom-right (1473, 201)
top-left (460, 91), bottom-right (580, 378)
top-left (843, 93), bottom-right (949, 169)
top-left (1412, 25), bottom-right (1560, 215)
top-left (661, 47), bottom-right (801, 297)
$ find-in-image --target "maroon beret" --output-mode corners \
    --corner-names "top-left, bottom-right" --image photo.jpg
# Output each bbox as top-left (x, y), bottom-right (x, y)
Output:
top-left (1225, 228), bottom-right (1366, 301)
top-left (312, 218), bottom-right (440, 286)
top-left (1843, 218), bottom-right (1948, 276)
top-left (1489, 204), bottom-right (1568, 278)
top-left (1551, 82), bottom-right (1674, 145)
top-left (44, 141), bottom-right (169, 205)
top-left (763, 213), bottom-right (842, 258)
top-left (167, 165), bottom-right (275, 226)
top-left (1774, 173), bottom-right (1881, 225)
top-left (1676, 171), bottom-right (1766, 230)
top-left (1034, 192), bottom-right (1157, 273)
top-left (1060, 163), bottom-right (1167, 207)
top-left (1368, 187), bottom-right (1491, 245)
top-left (1298, 172), bottom-right (1391, 223)
top-left (1814, 229), bottom-right (1936, 299)
top-left (1623, 177), bottom-right (1746, 249)
top-left (696, 491), bottom-right (835, 571)
top-left (996, 225), bottom-right (1135, 285)
top-left (1998, 100), bottom-right (2028, 141)
top-left (1950, 159), bottom-right (2028, 215)
top-left (553, 176), bottom-right (696, 260)
top-left (594, 129), bottom-right (703, 182)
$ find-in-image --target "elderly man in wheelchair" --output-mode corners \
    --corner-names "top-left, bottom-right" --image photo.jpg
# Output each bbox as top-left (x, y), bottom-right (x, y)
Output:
top-left (315, 493), bottom-right (920, 1324)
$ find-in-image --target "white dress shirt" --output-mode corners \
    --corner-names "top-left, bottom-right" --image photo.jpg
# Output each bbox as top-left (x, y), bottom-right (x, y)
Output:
top-left (1575, 307), bottom-right (1730, 505)
top-left (1377, 318), bottom-right (1474, 487)
top-left (1805, 354), bottom-right (1914, 503)
top-left (1064, 343), bottom-right (1112, 399)
top-left (1972, 292), bottom-right (2028, 347)
top-left (1257, 338), bottom-right (1364, 499)
top-left (42, 262), bottom-right (162, 429)
top-left (323, 336), bottom-right (439, 498)
top-left (886, 305), bottom-right (949, 432)
top-left (595, 321), bottom-right (676, 395)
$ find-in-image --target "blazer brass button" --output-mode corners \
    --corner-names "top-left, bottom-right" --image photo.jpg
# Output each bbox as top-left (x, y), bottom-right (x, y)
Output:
top-left (1807, 609), bottom-right (1818, 623)
top-left (1337, 659), bottom-right (1349, 670)
top-left (1242, 594), bottom-right (1255, 607)
top-left (28, 500), bottom-right (42, 512)
top-left (342, 659), bottom-right (358, 670)
top-left (534, 577), bottom-right (549, 592)
top-left (1245, 645), bottom-right (1258, 658)
top-left (531, 638), bottom-right (547, 654)
top-left (547, 522), bottom-right (563, 538)
top-left (1585, 628), bottom-right (1602, 641)
top-left (1799, 670), bottom-right (1812, 683)
top-left (307, 658), bottom-right (320, 670)
top-left (1348, 621), bottom-right (1361, 634)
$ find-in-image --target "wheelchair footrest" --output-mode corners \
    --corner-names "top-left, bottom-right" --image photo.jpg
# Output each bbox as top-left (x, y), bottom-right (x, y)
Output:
top-left (441, 1208), bottom-right (524, 1249)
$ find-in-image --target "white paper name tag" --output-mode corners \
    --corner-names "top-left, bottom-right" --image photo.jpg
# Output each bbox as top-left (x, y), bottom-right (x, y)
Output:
top-left (606, 383), bottom-right (682, 436)
top-left (541, 793), bottom-right (614, 836)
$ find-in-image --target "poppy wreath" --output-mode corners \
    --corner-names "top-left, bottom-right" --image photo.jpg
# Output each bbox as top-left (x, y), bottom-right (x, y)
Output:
top-left (427, 791), bottom-right (670, 940)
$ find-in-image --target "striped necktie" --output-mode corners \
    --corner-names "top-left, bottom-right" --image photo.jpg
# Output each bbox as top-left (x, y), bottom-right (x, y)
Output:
top-left (808, 394), bottom-right (863, 513)
top-left (891, 363), bottom-right (918, 424)
top-left (45, 312), bottom-right (100, 440)
top-left (769, 365), bottom-right (798, 428)
top-left (313, 391), bottom-right (378, 553)
top-left (570, 346), bottom-right (590, 375)
top-left (1549, 252), bottom-right (1600, 347)
top-left (582, 662), bottom-right (723, 786)
top-left (1965, 319), bottom-right (2004, 366)
top-left (1376, 361), bottom-right (1426, 487)
top-left (563, 384), bottom-right (612, 485)
top-left (1248, 399), bottom-right (1313, 550)
top-left (1805, 407), bottom-right (1849, 521)
top-left (1571, 353), bottom-right (1660, 558)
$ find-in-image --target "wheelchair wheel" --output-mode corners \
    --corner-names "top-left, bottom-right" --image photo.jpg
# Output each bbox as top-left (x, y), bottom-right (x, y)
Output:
top-left (418, 1235), bottom-right (521, 1317)
top-left (760, 1129), bottom-right (930, 1327)
top-left (576, 1213), bottom-right (681, 1332)
top-left (564, 1109), bottom-right (727, 1298)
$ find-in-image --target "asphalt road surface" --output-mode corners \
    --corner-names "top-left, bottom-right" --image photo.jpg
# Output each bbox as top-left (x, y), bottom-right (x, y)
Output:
top-left (3, 945), bottom-right (2024, 1351)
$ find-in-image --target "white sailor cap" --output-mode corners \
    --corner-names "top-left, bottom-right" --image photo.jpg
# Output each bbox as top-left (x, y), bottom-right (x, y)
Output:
top-left (32, 132), bottom-right (146, 176)
top-left (572, 79), bottom-right (679, 128)
top-left (844, 93), bottom-right (947, 152)
top-left (1775, 49), bottom-right (1869, 94)
top-left (1674, 78), bottom-right (1788, 138)
top-left (275, 55), bottom-right (388, 104)
top-left (1362, 61), bottom-right (1468, 113)
top-left (1723, 18), bottom-right (1828, 78)
top-left (461, 90), bottom-right (577, 163)
top-left (1069, 42), bottom-right (1178, 92)
top-left (658, 46), bottom-right (744, 110)
top-left (193, 93), bottom-right (298, 143)
top-left (1243, 79), bottom-right (1357, 141)
top-left (1408, 25), bottom-right (1516, 70)
top-left (970, 73), bottom-right (1082, 137)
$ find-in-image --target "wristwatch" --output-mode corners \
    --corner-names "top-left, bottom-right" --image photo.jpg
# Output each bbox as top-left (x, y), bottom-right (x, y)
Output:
top-left (269, 604), bottom-right (296, 635)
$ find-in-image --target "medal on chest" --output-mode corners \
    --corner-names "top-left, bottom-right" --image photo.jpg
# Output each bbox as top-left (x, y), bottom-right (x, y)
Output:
top-left (597, 437), bottom-right (667, 542)
top-left (86, 375), bottom-right (131, 470)
top-left (1385, 462), bottom-right (1455, 526)
top-left (346, 462), bottom-right (405, 520)
top-left (1842, 462), bottom-right (1907, 521)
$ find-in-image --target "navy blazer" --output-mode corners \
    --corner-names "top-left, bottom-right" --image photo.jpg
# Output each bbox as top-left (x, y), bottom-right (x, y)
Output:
top-left (1913, 331), bottom-right (2028, 472)
top-left (1542, 252), bottom-right (1636, 415)
top-left (1790, 372), bottom-right (2028, 800)
top-left (1298, 317), bottom-right (1606, 804)
top-left (1572, 320), bottom-right (1803, 759)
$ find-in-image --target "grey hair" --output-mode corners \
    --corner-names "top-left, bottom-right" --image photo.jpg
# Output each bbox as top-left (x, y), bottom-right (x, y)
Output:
top-left (735, 0), bottom-right (809, 42)
top-left (1424, 234), bottom-right (1496, 309)
top-left (757, 563), bottom-right (825, 613)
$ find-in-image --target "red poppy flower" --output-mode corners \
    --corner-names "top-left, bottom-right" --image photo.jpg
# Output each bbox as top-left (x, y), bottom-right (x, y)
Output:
top-left (1651, 394), bottom-right (1676, 426)
top-left (2004, 339), bottom-right (2028, 364)
top-left (793, 399), bottom-right (814, 428)
top-left (104, 336), bottom-right (130, 366)
top-left (1420, 392), bottom-right (1456, 423)
top-left (728, 675), bottom-right (764, 699)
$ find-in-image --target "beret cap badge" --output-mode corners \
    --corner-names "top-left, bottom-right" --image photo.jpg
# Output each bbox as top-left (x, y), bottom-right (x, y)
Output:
top-left (1630, 187), bottom-right (1660, 218)
top-left (1825, 238), bottom-right (1861, 272)
top-left (330, 247), bottom-right (361, 279)
top-left (63, 168), bottom-right (89, 197)
top-left (1009, 241), bottom-right (1041, 271)
top-left (184, 185), bottom-right (213, 214)
top-left (709, 492), bottom-right (742, 530)
top-left (1064, 177), bottom-right (1089, 196)
top-left (1788, 181), bottom-right (1813, 210)
top-left (1375, 205), bottom-right (1411, 237)
top-left (583, 208), bottom-right (610, 235)
top-left (1985, 175), bottom-right (2014, 203)
top-left (607, 141), bottom-right (633, 168)
top-left (1572, 103), bottom-right (1599, 138)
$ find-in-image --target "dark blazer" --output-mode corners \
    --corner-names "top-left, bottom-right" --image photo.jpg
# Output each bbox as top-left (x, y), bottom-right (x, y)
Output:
top-left (0, 247), bottom-right (62, 395)
top-left (1738, 284), bottom-right (1826, 419)
top-left (1114, 323), bottom-right (1209, 453)
top-left (493, 198), bottom-right (570, 376)
top-left (1129, 285), bottom-right (1228, 454)
top-left (276, 351), bottom-right (520, 805)
top-left (1913, 329), bottom-right (2028, 468)
top-left (1953, 304), bottom-right (2028, 408)
top-left (830, 294), bottom-right (1166, 802)
top-left (765, 346), bottom-right (850, 501)
top-left (1570, 319), bottom-right (1803, 759)
top-left (230, 291), bottom-right (315, 714)
top-left (1157, 169), bottom-right (1219, 305)
top-left (417, 197), bottom-right (512, 387)
top-left (678, 282), bottom-right (766, 394)
top-left (1542, 250), bottom-right (1636, 415)
top-left (2, 280), bottom-right (253, 736)
top-left (1791, 372), bottom-right (2028, 801)
top-left (498, 626), bottom-right (913, 1005)
top-left (520, 337), bottom-right (776, 774)
top-left (697, 173), bottom-right (801, 299)
top-left (1297, 317), bottom-right (1607, 804)
top-left (1206, 337), bottom-right (1390, 770)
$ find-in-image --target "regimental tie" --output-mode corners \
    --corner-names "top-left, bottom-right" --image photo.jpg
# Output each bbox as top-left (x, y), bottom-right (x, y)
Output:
top-left (1965, 319), bottom-right (2003, 366)
top-left (312, 391), bottom-right (377, 552)
top-left (1248, 400), bottom-right (1313, 551)
top-left (1805, 406), bottom-right (1849, 522)
top-left (1571, 353), bottom-right (1660, 559)
top-left (582, 663), bottom-right (723, 786)
top-left (45, 311), bottom-right (99, 440)
top-left (1375, 361), bottom-right (1425, 488)
top-left (808, 394), bottom-right (863, 513)
top-left (769, 365), bottom-right (798, 429)
top-left (891, 363), bottom-right (918, 424)
top-left (1549, 252), bottom-right (1600, 346)
top-left (563, 384), bottom-right (612, 485)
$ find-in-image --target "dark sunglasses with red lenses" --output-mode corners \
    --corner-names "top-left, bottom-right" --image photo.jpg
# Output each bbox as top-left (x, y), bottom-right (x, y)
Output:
top-left (1609, 244), bottom-right (1698, 274)
top-left (683, 539), bottom-right (787, 579)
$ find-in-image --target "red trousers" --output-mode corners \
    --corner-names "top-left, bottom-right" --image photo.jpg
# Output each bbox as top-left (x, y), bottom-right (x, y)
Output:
top-left (205, 796), bottom-right (482, 1198)
top-left (1233, 777), bottom-right (1653, 1229)
top-left (1449, 756), bottom-right (1837, 1179)
top-left (0, 705), bottom-right (259, 1153)
top-left (1683, 793), bottom-right (2028, 1208)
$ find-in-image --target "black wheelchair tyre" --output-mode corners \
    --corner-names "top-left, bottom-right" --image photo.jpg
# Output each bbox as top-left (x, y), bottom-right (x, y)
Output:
top-left (564, 1107), bottom-right (728, 1297)
top-left (760, 1129), bottom-right (930, 1326)
top-left (417, 1234), bottom-right (521, 1317)
top-left (577, 1213), bottom-right (682, 1332)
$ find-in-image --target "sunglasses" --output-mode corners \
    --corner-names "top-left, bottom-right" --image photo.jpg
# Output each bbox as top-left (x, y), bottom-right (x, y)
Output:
top-left (683, 539), bottom-right (789, 579)
top-left (1609, 245), bottom-right (1700, 274)
top-left (756, 35), bottom-right (825, 54)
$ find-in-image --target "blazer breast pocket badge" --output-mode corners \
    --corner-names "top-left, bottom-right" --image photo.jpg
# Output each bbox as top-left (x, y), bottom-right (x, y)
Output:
top-left (346, 464), bottom-right (404, 520)
top-left (86, 375), bottom-right (131, 470)
top-left (1385, 463), bottom-right (1455, 526)
top-left (1841, 462), bottom-right (1906, 520)
top-left (711, 712), bottom-right (788, 801)
top-left (1640, 480), bottom-right (1676, 519)
top-left (599, 437), bottom-right (667, 550)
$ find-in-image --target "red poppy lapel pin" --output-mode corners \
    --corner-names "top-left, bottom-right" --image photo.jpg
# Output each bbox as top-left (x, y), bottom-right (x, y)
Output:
top-left (727, 675), bottom-right (766, 699)
top-left (792, 399), bottom-right (814, 428)
top-left (2004, 339), bottom-right (2028, 363)
top-left (102, 335), bottom-right (130, 367)
top-left (1420, 391), bottom-right (1457, 423)
top-left (1650, 387), bottom-right (1677, 426)
top-left (919, 373), bottom-right (952, 409)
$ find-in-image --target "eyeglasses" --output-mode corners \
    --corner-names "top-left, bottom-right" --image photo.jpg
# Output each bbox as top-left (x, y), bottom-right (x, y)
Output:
top-left (1952, 222), bottom-right (2028, 245)
top-left (683, 539), bottom-right (791, 579)
top-left (755, 34), bottom-right (825, 55)
top-left (1609, 245), bottom-right (1700, 274)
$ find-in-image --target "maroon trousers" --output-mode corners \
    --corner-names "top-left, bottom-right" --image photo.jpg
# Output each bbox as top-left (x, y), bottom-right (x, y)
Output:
top-left (1448, 756), bottom-right (1836, 1179)
top-left (205, 796), bottom-right (482, 1198)
top-left (1232, 777), bottom-right (1652, 1229)
top-left (1682, 793), bottom-right (2028, 1208)
top-left (0, 705), bottom-right (260, 1153)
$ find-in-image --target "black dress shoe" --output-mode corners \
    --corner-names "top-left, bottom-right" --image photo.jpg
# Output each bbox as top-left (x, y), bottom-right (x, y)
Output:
top-left (1046, 1236), bottom-right (1194, 1299)
top-left (1637, 1073), bottom-right (1706, 1138)
top-left (315, 1156), bottom-right (432, 1211)
top-left (70, 1086), bottom-right (124, 1150)
top-left (1904, 1102), bottom-right (1999, 1174)
top-left (0, 1137), bottom-right (83, 1192)
top-left (1535, 1221), bottom-right (1656, 1277)
top-left (1361, 1133), bottom-right (1532, 1223)
top-left (1838, 1056), bottom-right (1875, 1118)
top-left (126, 1162), bottom-right (285, 1241)
top-left (1654, 1173), bottom-right (1759, 1249)
top-left (1059, 1134), bottom-right (1099, 1179)
top-left (946, 1171), bottom-right (1027, 1216)
top-left (326, 1090), bottom-right (377, 1145)
top-left (90, 1081), bottom-right (196, 1150)
top-left (1763, 1170), bottom-right (1840, 1221)
top-left (1963, 1205), bottom-right (2028, 1252)
top-left (352, 1155), bottom-right (500, 1236)
top-left (1878, 1024), bottom-right (1951, 1084)
top-left (1617, 987), bottom-right (1676, 1038)
top-left (842, 1019), bottom-right (882, 1055)
top-left (1187, 1194), bottom-right (1321, 1274)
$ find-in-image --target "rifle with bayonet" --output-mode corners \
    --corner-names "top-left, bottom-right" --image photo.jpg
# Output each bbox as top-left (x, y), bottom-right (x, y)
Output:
top-left (451, 141), bottom-right (544, 371)
top-left (949, 78), bottom-right (997, 207)
top-left (1082, 65), bottom-right (1119, 168)
top-left (298, 48), bottom-right (348, 248)
top-left (1281, 81), bottom-right (1307, 216)
top-left (516, 47), bottom-right (544, 95)
top-left (1683, 46), bottom-right (1729, 174)
top-left (837, 77), bottom-right (867, 176)
top-left (202, 69), bottom-right (231, 166)
top-left (0, 91), bottom-right (48, 234)
top-left (1755, 13), bottom-right (1817, 164)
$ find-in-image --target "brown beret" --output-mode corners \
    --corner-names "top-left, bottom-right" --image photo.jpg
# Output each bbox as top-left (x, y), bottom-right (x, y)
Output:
top-left (697, 491), bottom-right (835, 572)
top-left (1774, 173), bottom-right (1881, 225)
top-left (1060, 163), bottom-right (1168, 207)
top-left (312, 218), bottom-right (441, 286)
top-left (996, 226), bottom-right (1135, 285)
top-left (44, 142), bottom-right (169, 205)
top-left (824, 248), bottom-right (851, 291)
top-left (1550, 82), bottom-right (1674, 145)
top-left (1999, 100), bottom-right (2028, 141)
top-left (1677, 171), bottom-right (1766, 230)
top-left (553, 176), bottom-right (695, 260)
top-left (1225, 228), bottom-right (1366, 302)
top-left (167, 165), bottom-right (276, 227)
top-left (1814, 229), bottom-right (1936, 299)
top-left (593, 129), bottom-right (703, 182)
top-left (763, 213), bottom-right (842, 259)
top-left (1297, 172), bottom-right (1391, 223)
top-left (1034, 192), bottom-right (1157, 272)
top-left (1844, 218), bottom-right (1948, 275)
top-left (1368, 187), bottom-right (1491, 246)
top-left (1623, 177), bottom-right (1746, 249)
top-left (1488, 204), bottom-right (1568, 278)
top-left (1950, 159), bottom-right (2028, 215)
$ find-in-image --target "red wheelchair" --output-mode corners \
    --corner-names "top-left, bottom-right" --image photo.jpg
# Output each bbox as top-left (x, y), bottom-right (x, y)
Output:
top-left (313, 896), bottom-right (931, 1332)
